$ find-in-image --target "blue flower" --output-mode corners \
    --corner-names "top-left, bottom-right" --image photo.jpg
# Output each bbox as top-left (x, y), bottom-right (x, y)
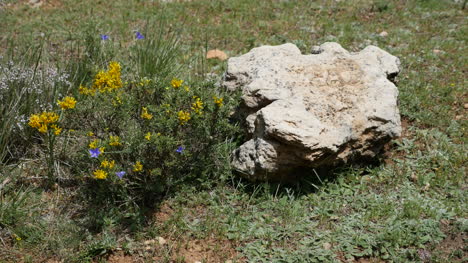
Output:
top-left (89, 148), bottom-right (101, 158)
top-left (176, 146), bottom-right (185, 153)
top-left (100, 34), bottom-right (109, 41)
top-left (135, 31), bottom-right (144, 40)
top-left (116, 171), bottom-right (126, 179)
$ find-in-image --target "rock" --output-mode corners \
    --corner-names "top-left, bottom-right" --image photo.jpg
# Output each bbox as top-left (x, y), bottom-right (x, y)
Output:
top-left (464, 103), bottom-right (468, 109)
top-left (28, 0), bottom-right (42, 8)
top-left (143, 239), bottom-right (156, 245)
top-left (379, 31), bottom-right (388, 37)
top-left (157, 236), bottom-right (167, 245)
top-left (310, 45), bottom-right (323, 54)
top-left (207, 49), bottom-right (228, 61)
top-left (223, 43), bottom-right (401, 180)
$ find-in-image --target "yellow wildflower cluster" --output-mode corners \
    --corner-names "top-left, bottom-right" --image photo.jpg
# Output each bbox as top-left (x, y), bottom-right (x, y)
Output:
top-left (101, 159), bottom-right (115, 169)
top-left (171, 78), bottom-right (183, 89)
top-left (93, 169), bottom-right (108, 180)
top-left (191, 97), bottom-right (204, 115)
top-left (141, 107), bottom-right (153, 120)
top-left (80, 61), bottom-right (123, 95)
top-left (133, 161), bottom-right (143, 172)
top-left (50, 124), bottom-right (62, 135)
top-left (177, 110), bottom-right (191, 125)
top-left (109, 135), bottom-right (122, 146)
top-left (213, 96), bottom-right (224, 107)
top-left (79, 85), bottom-right (96, 96)
top-left (57, 96), bottom-right (77, 110)
top-left (28, 112), bottom-right (61, 134)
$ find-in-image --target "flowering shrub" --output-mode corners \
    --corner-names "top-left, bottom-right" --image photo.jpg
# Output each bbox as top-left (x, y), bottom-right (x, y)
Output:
top-left (63, 61), bottom-right (237, 207)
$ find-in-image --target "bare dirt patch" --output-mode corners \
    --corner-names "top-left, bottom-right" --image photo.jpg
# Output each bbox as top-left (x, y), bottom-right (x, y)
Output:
top-left (170, 237), bottom-right (239, 263)
top-left (431, 223), bottom-right (467, 262)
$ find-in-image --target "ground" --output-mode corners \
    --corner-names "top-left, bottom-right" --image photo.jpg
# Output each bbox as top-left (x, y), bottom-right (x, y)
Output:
top-left (0, 0), bottom-right (466, 262)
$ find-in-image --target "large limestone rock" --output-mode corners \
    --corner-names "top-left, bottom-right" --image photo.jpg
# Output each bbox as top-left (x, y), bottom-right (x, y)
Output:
top-left (223, 43), bottom-right (402, 180)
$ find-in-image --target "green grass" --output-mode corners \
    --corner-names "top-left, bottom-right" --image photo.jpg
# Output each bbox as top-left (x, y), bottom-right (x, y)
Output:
top-left (0, 0), bottom-right (467, 262)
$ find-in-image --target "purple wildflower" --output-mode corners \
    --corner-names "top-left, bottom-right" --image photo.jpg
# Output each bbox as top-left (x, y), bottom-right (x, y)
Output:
top-left (100, 34), bottom-right (109, 41)
top-left (115, 171), bottom-right (126, 179)
top-left (89, 148), bottom-right (101, 158)
top-left (176, 146), bottom-right (185, 153)
top-left (135, 31), bottom-right (144, 40)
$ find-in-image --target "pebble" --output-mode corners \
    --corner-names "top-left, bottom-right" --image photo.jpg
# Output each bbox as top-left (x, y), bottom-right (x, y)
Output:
top-left (379, 31), bottom-right (388, 37)
top-left (157, 236), bottom-right (167, 245)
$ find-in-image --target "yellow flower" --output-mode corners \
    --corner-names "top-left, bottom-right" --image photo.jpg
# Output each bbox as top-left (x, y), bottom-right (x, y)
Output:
top-left (101, 159), bottom-right (115, 169)
top-left (57, 96), bottom-right (77, 110)
top-left (92, 61), bottom-right (123, 93)
top-left (99, 147), bottom-right (105, 154)
top-left (141, 107), bottom-right (153, 120)
top-left (79, 85), bottom-right (96, 96)
top-left (89, 139), bottom-right (99, 149)
top-left (177, 110), bottom-right (191, 125)
top-left (12, 234), bottom-right (21, 241)
top-left (29, 111), bottom-right (60, 133)
top-left (38, 124), bottom-right (48, 133)
top-left (133, 161), bottom-right (143, 172)
top-left (87, 131), bottom-right (94, 137)
top-left (171, 78), bottom-right (183, 89)
top-left (28, 114), bottom-right (41, 129)
top-left (184, 86), bottom-right (190, 92)
top-left (50, 124), bottom-right (62, 135)
top-left (145, 132), bottom-right (152, 141)
top-left (93, 169), bottom-right (108, 179)
top-left (191, 97), bottom-right (204, 115)
top-left (213, 96), bottom-right (224, 107)
top-left (109, 135), bottom-right (122, 146)
top-left (39, 112), bottom-right (59, 124)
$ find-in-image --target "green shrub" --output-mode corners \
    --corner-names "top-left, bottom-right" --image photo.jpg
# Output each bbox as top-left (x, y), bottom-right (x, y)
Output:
top-left (31, 60), bottom-right (238, 217)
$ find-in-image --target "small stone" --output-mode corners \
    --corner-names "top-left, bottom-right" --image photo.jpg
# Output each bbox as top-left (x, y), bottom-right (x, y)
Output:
top-left (28, 0), bottom-right (42, 8)
top-left (322, 242), bottom-right (332, 250)
top-left (143, 239), bottom-right (155, 245)
top-left (433, 49), bottom-right (442, 54)
top-left (464, 103), bottom-right (468, 109)
top-left (157, 236), bottom-right (167, 245)
top-left (379, 31), bottom-right (388, 37)
top-left (207, 49), bottom-right (228, 61)
top-left (410, 173), bottom-right (418, 182)
top-left (145, 246), bottom-right (152, 251)
top-left (455, 115), bottom-right (463, 120)
top-left (225, 260), bottom-right (233, 263)
top-left (310, 45), bottom-right (323, 54)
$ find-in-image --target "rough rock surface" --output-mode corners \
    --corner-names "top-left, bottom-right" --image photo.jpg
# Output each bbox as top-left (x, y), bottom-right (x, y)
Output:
top-left (223, 42), bottom-right (402, 180)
